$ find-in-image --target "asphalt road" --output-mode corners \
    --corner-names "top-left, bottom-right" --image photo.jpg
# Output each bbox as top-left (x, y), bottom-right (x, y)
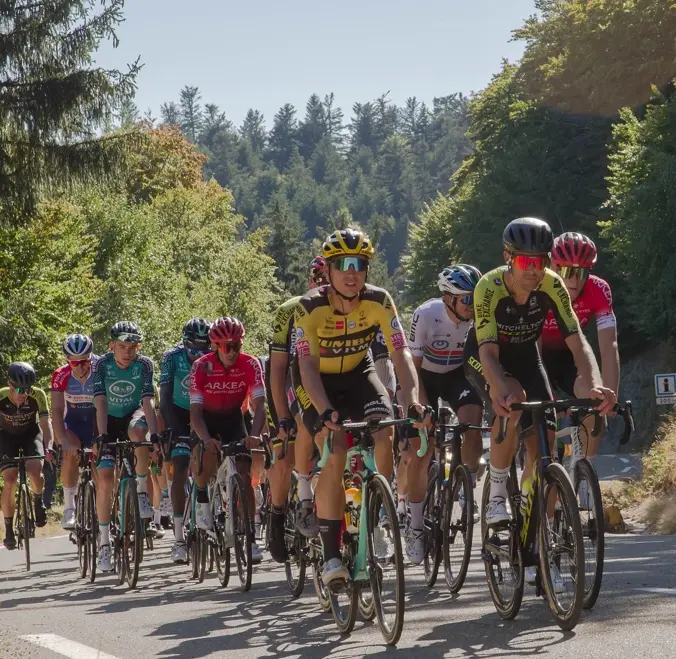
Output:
top-left (1, 517), bottom-right (675, 659)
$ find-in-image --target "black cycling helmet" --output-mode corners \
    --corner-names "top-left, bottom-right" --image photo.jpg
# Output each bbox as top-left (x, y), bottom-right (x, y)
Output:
top-left (8, 361), bottom-right (36, 389)
top-left (110, 321), bottom-right (143, 343)
top-left (502, 217), bottom-right (554, 254)
top-left (182, 318), bottom-right (211, 351)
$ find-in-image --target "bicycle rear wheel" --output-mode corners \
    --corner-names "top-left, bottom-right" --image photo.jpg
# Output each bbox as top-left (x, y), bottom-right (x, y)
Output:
top-left (284, 477), bottom-right (306, 598)
top-left (212, 483), bottom-right (231, 587)
top-left (422, 464), bottom-right (441, 587)
top-left (481, 467), bottom-right (524, 620)
top-left (312, 556), bottom-right (331, 612)
top-left (539, 462), bottom-right (585, 631)
top-left (76, 481), bottom-right (88, 579)
top-left (111, 491), bottom-right (125, 586)
top-left (574, 458), bottom-right (604, 609)
top-left (232, 473), bottom-right (253, 592)
top-left (86, 481), bottom-right (97, 583)
top-left (123, 480), bottom-right (144, 589)
top-left (367, 473), bottom-right (404, 646)
top-left (443, 464), bottom-right (474, 593)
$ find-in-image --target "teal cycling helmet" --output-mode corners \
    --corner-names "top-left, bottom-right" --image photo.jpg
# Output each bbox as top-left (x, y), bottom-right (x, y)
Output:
top-left (438, 264), bottom-right (482, 295)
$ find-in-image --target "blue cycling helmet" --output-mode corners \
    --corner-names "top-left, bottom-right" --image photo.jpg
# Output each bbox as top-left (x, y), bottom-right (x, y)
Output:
top-left (438, 264), bottom-right (482, 295)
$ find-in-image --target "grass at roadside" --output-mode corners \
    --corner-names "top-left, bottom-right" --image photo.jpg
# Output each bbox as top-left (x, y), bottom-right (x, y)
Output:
top-left (0, 503), bottom-right (64, 542)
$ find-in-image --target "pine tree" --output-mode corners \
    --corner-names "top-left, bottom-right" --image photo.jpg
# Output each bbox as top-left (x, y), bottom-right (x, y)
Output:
top-left (0, 0), bottom-right (140, 221)
top-left (179, 86), bottom-right (203, 143)
top-left (240, 109), bottom-right (266, 154)
top-left (267, 104), bottom-right (298, 171)
top-left (298, 94), bottom-right (327, 160)
top-left (160, 102), bottom-right (180, 125)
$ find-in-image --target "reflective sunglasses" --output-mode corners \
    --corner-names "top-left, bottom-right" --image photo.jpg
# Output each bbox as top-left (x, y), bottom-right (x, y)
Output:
top-left (10, 383), bottom-right (31, 394)
top-left (115, 333), bottom-right (142, 343)
top-left (68, 358), bottom-right (91, 367)
top-left (216, 341), bottom-right (242, 354)
top-left (186, 347), bottom-right (207, 359)
top-left (459, 294), bottom-right (473, 305)
top-left (511, 254), bottom-right (550, 271)
top-left (556, 265), bottom-right (590, 281)
top-left (332, 256), bottom-right (369, 272)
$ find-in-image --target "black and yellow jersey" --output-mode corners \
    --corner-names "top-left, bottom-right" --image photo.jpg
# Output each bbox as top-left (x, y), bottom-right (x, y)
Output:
top-left (0, 386), bottom-right (49, 435)
top-left (474, 266), bottom-right (579, 347)
top-left (270, 295), bottom-right (302, 356)
top-left (294, 284), bottom-right (408, 374)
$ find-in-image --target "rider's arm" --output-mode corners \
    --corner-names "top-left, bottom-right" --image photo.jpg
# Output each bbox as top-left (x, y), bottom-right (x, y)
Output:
top-left (189, 401), bottom-right (211, 443)
top-left (270, 352), bottom-right (292, 421)
top-left (189, 359), bottom-right (212, 442)
top-left (411, 356), bottom-right (429, 407)
top-left (139, 356), bottom-right (157, 436)
top-left (92, 357), bottom-right (108, 435)
top-left (598, 326), bottom-right (620, 394)
top-left (34, 388), bottom-right (53, 450)
top-left (565, 332), bottom-right (603, 390)
top-left (250, 395), bottom-right (266, 437)
top-left (39, 416), bottom-right (53, 450)
top-left (390, 348), bottom-right (420, 410)
top-left (50, 390), bottom-right (68, 444)
top-left (141, 395), bottom-right (158, 436)
top-left (158, 351), bottom-right (177, 428)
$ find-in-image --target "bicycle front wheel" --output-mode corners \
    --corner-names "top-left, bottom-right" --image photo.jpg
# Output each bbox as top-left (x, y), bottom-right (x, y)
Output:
top-left (18, 484), bottom-right (31, 571)
top-left (232, 473), bottom-right (253, 592)
top-left (123, 480), bottom-right (143, 589)
top-left (422, 464), bottom-right (441, 587)
top-left (443, 464), bottom-right (474, 593)
top-left (86, 481), bottom-right (98, 583)
top-left (367, 473), bottom-right (404, 646)
top-left (284, 477), bottom-right (306, 598)
top-left (212, 483), bottom-right (230, 588)
top-left (539, 462), bottom-right (585, 631)
top-left (76, 481), bottom-right (88, 579)
top-left (574, 457), bottom-right (605, 609)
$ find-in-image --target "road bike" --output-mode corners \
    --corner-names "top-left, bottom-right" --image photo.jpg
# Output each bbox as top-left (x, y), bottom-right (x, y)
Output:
top-left (69, 447), bottom-right (97, 582)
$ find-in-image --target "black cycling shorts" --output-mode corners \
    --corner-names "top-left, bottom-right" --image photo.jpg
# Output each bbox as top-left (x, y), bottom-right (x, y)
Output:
top-left (420, 367), bottom-right (483, 416)
top-left (167, 404), bottom-right (192, 459)
top-left (264, 356), bottom-right (300, 439)
top-left (291, 356), bottom-right (392, 435)
top-left (464, 327), bottom-right (554, 432)
top-left (0, 430), bottom-right (44, 472)
top-left (542, 348), bottom-right (577, 398)
top-left (98, 408), bottom-right (148, 469)
top-left (202, 408), bottom-right (249, 460)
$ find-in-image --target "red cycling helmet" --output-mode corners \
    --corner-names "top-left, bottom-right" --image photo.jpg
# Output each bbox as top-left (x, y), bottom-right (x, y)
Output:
top-left (209, 316), bottom-right (245, 343)
top-left (551, 232), bottom-right (598, 268)
top-left (308, 256), bottom-right (327, 285)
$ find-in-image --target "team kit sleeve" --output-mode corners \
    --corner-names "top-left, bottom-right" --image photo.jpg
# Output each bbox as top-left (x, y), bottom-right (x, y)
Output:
top-left (593, 277), bottom-right (617, 331)
top-left (473, 275), bottom-right (499, 346)
top-left (189, 359), bottom-right (205, 405)
top-left (294, 298), bottom-right (319, 359)
top-left (375, 291), bottom-right (408, 353)
top-left (247, 356), bottom-right (266, 400)
top-left (140, 356), bottom-right (155, 399)
top-left (33, 387), bottom-right (50, 417)
top-left (50, 365), bottom-right (69, 392)
top-left (92, 356), bottom-right (106, 398)
top-left (408, 305), bottom-right (425, 357)
top-left (158, 350), bottom-right (174, 386)
top-left (542, 271), bottom-right (580, 339)
top-left (270, 300), bottom-right (294, 353)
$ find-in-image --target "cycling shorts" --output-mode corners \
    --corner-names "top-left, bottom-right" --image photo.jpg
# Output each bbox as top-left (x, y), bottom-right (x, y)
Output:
top-left (168, 405), bottom-right (192, 459)
top-left (464, 328), bottom-right (554, 432)
top-left (64, 414), bottom-right (97, 448)
top-left (264, 360), bottom-right (300, 444)
top-left (98, 408), bottom-right (148, 470)
top-left (0, 430), bottom-right (44, 472)
top-left (542, 348), bottom-right (577, 398)
top-left (291, 357), bottom-right (392, 435)
top-left (420, 366), bottom-right (483, 415)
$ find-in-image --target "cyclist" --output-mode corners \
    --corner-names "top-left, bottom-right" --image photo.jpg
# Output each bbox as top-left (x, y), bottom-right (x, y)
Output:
top-left (0, 362), bottom-right (53, 548)
top-left (50, 334), bottom-right (97, 530)
top-left (292, 228), bottom-right (427, 585)
top-left (403, 264), bottom-right (484, 563)
top-left (93, 321), bottom-right (159, 572)
top-left (464, 217), bottom-right (616, 534)
top-left (541, 232), bottom-right (619, 474)
top-left (189, 316), bottom-right (266, 564)
top-left (159, 318), bottom-right (211, 563)
top-left (266, 256), bottom-right (327, 563)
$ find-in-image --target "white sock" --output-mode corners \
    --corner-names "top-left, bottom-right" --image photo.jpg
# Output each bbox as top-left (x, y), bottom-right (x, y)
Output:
top-left (470, 471), bottom-right (478, 488)
top-left (489, 465), bottom-right (510, 501)
top-left (167, 479), bottom-right (173, 494)
top-left (154, 508), bottom-right (162, 525)
top-left (99, 522), bottom-right (110, 545)
top-left (137, 474), bottom-right (148, 494)
top-left (173, 516), bottom-right (184, 542)
top-left (297, 472), bottom-right (313, 501)
top-left (409, 500), bottom-right (424, 531)
top-left (64, 486), bottom-right (77, 510)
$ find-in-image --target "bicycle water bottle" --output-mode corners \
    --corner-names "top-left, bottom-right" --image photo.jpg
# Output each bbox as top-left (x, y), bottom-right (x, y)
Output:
top-left (345, 486), bottom-right (361, 533)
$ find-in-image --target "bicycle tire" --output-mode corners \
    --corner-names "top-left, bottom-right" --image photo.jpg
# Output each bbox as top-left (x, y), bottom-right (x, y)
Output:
top-left (195, 529), bottom-right (207, 583)
top-left (284, 477), bottom-right (306, 598)
top-left (368, 473), bottom-right (405, 646)
top-left (329, 577), bottom-right (358, 635)
top-left (443, 464), bottom-right (474, 593)
top-left (538, 461), bottom-right (585, 631)
top-left (145, 520), bottom-right (154, 552)
top-left (574, 458), bottom-right (605, 609)
top-left (312, 560), bottom-right (331, 612)
top-left (86, 481), bottom-right (97, 583)
top-left (212, 483), bottom-right (231, 587)
top-left (358, 584), bottom-right (376, 621)
top-left (76, 481), bottom-right (87, 579)
top-left (481, 467), bottom-right (524, 620)
top-left (111, 489), bottom-right (125, 586)
top-left (19, 484), bottom-right (31, 571)
top-left (422, 464), bottom-right (441, 587)
top-left (232, 472), bottom-right (253, 592)
top-left (123, 480), bottom-right (143, 589)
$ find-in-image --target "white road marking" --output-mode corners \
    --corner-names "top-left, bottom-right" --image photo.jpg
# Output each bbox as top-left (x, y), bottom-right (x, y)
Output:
top-left (20, 634), bottom-right (121, 659)
top-left (636, 588), bottom-right (676, 595)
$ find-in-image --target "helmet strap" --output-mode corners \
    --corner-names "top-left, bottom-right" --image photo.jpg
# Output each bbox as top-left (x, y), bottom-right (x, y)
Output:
top-left (444, 296), bottom-right (470, 323)
top-left (327, 268), bottom-right (363, 303)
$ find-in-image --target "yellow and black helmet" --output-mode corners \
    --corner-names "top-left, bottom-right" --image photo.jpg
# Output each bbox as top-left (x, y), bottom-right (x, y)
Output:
top-left (321, 228), bottom-right (375, 261)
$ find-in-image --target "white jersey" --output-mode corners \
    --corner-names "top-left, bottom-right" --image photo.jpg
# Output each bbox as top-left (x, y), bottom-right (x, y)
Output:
top-left (408, 298), bottom-right (472, 374)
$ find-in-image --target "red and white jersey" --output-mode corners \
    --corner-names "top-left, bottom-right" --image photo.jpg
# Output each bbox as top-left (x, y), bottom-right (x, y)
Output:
top-left (541, 274), bottom-right (616, 350)
top-left (189, 351), bottom-right (264, 414)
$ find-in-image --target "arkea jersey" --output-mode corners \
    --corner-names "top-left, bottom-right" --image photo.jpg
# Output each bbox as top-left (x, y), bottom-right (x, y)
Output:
top-left (474, 266), bottom-right (579, 348)
top-left (189, 351), bottom-right (264, 414)
top-left (408, 298), bottom-right (472, 373)
top-left (0, 387), bottom-right (49, 435)
top-left (294, 284), bottom-right (408, 374)
top-left (92, 352), bottom-right (155, 418)
top-left (158, 344), bottom-right (192, 410)
top-left (51, 358), bottom-right (98, 426)
top-left (541, 274), bottom-right (616, 350)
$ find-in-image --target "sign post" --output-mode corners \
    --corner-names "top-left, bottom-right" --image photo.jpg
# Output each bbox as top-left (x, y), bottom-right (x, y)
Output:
top-left (655, 373), bottom-right (676, 405)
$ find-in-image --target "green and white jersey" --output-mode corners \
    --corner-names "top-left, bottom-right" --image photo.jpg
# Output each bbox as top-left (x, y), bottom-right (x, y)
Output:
top-left (93, 352), bottom-right (155, 418)
top-left (158, 343), bottom-right (192, 410)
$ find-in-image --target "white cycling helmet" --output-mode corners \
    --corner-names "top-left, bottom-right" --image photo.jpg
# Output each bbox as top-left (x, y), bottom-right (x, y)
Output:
top-left (62, 333), bottom-right (94, 358)
top-left (437, 264), bottom-right (482, 295)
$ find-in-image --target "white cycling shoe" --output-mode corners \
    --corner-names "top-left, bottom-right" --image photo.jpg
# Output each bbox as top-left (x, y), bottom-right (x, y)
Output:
top-left (97, 544), bottom-right (113, 572)
top-left (405, 527), bottom-right (424, 565)
top-left (322, 558), bottom-right (349, 586)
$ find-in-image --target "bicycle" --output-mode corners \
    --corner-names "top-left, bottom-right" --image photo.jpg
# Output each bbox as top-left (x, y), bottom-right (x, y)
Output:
top-left (555, 400), bottom-right (634, 609)
top-left (481, 398), bottom-right (592, 631)
top-left (318, 417), bottom-right (412, 646)
top-left (5, 448), bottom-right (43, 571)
top-left (69, 448), bottom-right (97, 582)
top-left (423, 407), bottom-right (490, 593)
top-left (106, 438), bottom-right (155, 589)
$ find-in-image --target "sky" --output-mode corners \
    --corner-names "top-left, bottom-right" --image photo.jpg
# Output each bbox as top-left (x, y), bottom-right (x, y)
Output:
top-left (95, 0), bottom-right (537, 127)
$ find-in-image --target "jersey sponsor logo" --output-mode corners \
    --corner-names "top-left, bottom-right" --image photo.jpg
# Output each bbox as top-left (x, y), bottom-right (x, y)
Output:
top-left (390, 332), bottom-right (406, 350)
top-left (335, 320), bottom-right (345, 330)
top-left (110, 380), bottom-right (136, 397)
top-left (409, 313), bottom-right (419, 341)
top-left (348, 321), bottom-right (356, 329)
top-left (295, 327), bottom-right (304, 340)
top-left (180, 373), bottom-right (190, 391)
top-left (476, 288), bottom-right (494, 321)
top-left (458, 389), bottom-right (470, 400)
top-left (294, 385), bottom-right (311, 410)
top-left (467, 355), bottom-right (483, 374)
top-left (477, 318), bottom-right (490, 329)
top-left (391, 316), bottom-right (402, 331)
top-left (296, 339), bottom-right (311, 358)
top-left (432, 339), bottom-right (449, 350)
top-left (204, 381), bottom-right (247, 391)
